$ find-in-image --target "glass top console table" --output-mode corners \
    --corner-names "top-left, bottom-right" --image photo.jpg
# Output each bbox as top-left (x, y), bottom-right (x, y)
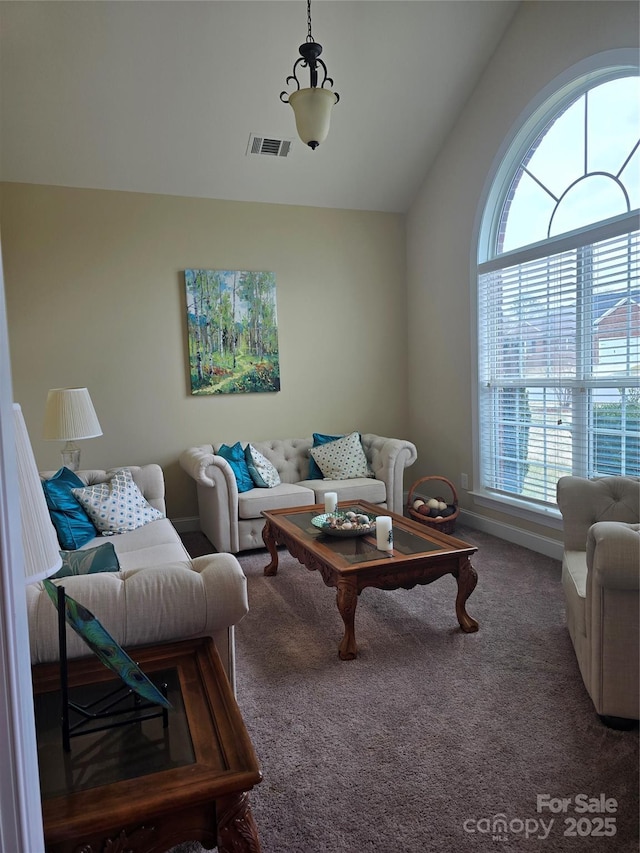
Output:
top-left (33, 637), bottom-right (262, 853)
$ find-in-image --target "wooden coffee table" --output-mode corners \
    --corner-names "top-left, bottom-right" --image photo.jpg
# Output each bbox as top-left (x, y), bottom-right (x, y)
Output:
top-left (262, 501), bottom-right (478, 660)
top-left (33, 637), bottom-right (262, 853)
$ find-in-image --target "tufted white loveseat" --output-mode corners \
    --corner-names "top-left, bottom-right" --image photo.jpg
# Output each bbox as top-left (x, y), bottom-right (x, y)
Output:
top-left (180, 434), bottom-right (417, 554)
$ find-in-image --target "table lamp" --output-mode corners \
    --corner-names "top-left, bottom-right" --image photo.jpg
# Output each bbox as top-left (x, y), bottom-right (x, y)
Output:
top-left (14, 403), bottom-right (62, 582)
top-left (43, 387), bottom-right (102, 472)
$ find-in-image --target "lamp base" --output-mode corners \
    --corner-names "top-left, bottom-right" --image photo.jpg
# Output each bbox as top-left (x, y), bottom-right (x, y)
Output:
top-left (61, 442), bottom-right (81, 472)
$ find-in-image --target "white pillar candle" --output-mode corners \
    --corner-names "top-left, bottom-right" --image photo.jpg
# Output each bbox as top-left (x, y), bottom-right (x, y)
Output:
top-left (324, 492), bottom-right (338, 514)
top-left (376, 516), bottom-right (393, 552)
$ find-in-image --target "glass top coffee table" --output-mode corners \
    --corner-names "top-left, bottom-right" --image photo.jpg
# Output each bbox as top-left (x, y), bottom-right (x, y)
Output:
top-left (261, 500), bottom-right (479, 660)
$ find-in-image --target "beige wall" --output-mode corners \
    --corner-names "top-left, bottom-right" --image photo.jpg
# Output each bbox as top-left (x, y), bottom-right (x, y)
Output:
top-left (2, 1), bottom-right (636, 548)
top-left (1, 183), bottom-right (407, 520)
top-left (407, 0), bottom-right (638, 545)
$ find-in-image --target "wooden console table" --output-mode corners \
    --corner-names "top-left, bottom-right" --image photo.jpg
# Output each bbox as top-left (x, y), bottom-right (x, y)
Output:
top-left (32, 637), bottom-right (262, 853)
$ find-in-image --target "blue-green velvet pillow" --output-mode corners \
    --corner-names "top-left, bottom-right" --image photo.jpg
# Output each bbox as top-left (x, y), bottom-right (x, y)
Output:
top-left (51, 541), bottom-right (121, 579)
top-left (308, 433), bottom-right (343, 480)
top-left (218, 442), bottom-right (254, 492)
top-left (41, 467), bottom-right (97, 550)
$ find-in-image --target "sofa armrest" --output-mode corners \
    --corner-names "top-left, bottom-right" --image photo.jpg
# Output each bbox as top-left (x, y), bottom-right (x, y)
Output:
top-left (361, 434), bottom-right (418, 513)
top-left (557, 476), bottom-right (640, 551)
top-left (180, 446), bottom-right (241, 551)
top-left (27, 556), bottom-right (248, 664)
top-left (585, 521), bottom-right (640, 719)
top-left (180, 445), bottom-right (225, 487)
top-left (179, 445), bottom-right (239, 499)
top-left (587, 522), bottom-right (640, 591)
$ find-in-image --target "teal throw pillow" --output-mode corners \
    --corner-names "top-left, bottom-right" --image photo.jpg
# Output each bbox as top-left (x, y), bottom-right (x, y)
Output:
top-left (51, 541), bottom-right (121, 579)
top-left (308, 433), bottom-right (343, 480)
top-left (41, 467), bottom-right (97, 550)
top-left (244, 444), bottom-right (281, 488)
top-left (217, 442), bottom-right (254, 492)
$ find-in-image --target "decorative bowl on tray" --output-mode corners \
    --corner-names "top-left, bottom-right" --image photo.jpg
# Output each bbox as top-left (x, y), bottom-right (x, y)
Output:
top-left (311, 511), bottom-right (376, 538)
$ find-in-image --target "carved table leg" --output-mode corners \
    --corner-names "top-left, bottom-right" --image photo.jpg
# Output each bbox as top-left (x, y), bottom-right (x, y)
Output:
top-left (217, 791), bottom-right (262, 853)
top-left (262, 520), bottom-right (279, 576)
top-left (454, 556), bottom-right (479, 633)
top-left (336, 578), bottom-right (359, 660)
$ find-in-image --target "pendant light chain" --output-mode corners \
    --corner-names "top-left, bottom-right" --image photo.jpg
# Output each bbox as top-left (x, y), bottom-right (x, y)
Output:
top-left (306, 0), bottom-right (314, 43)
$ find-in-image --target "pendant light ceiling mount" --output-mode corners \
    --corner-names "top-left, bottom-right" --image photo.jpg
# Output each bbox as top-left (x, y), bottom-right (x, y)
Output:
top-left (280, 0), bottom-right (339, 150)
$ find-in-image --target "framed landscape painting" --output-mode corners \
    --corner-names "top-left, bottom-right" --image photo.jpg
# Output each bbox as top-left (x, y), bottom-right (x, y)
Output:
top-left (184, 269), bottom-right (281, 395)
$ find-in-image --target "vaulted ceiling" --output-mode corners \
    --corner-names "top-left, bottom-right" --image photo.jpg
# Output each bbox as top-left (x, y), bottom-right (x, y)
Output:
top-left (0, 1), bottom-right (520, 213)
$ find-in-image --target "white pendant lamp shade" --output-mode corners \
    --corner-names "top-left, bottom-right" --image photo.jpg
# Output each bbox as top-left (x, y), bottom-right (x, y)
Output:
top-left (288, 87), bottom-right (337, 149)
top-left (43, 388), bottom-right (102, 442)
top-left (13, 404), bottom-right (62, 583)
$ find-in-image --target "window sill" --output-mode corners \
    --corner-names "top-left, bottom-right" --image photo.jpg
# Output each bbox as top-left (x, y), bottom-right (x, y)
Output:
top-left (469, 490), bottom-right (563, 530)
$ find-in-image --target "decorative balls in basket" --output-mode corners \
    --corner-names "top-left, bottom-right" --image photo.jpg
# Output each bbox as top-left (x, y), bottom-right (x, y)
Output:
top-left (406, 476), bottom-right (459, 534)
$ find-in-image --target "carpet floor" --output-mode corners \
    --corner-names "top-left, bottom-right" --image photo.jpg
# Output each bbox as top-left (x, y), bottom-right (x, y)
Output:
top-left (174, 527), bottom-right (638, 853)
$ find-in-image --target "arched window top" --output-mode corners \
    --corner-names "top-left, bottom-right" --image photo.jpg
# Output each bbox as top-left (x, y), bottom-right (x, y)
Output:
top-left (498, 76), bottom-right (639, 255)
top-left (479, 54), bottom-right (640, 264)
top-left (476, 52), bottom-right (640, 515)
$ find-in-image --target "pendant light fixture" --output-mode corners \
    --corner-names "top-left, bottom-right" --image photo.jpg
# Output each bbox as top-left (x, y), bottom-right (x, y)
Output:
top-left (280, 0), bottom-right (339, 150)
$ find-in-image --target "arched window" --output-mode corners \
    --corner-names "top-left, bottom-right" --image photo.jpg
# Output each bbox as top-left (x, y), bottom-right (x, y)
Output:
top-left (477, 60), bottom-right (639, 512)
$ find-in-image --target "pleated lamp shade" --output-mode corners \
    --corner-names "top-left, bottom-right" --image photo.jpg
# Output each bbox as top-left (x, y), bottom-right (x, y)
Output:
top-left (13, 403), bottom-right (62, 583)
top-left (42, 388), bottom-right (103, 441)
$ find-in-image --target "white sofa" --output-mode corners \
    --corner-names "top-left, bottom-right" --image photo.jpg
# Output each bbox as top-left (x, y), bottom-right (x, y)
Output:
top-left (180, 434), bottom-right (418, 554)
top-left (556, 475), bottom-right (640, 726)
top-left (29, 465), bottom-right (249, 690)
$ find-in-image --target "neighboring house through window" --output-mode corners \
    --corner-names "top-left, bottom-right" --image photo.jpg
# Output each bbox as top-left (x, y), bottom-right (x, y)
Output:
top-left (476, 54), bottom-right (639, 517)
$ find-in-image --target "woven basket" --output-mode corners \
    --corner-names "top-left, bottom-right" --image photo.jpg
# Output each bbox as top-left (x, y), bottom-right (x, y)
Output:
top-left (406, 475), bottom-right (459, 535)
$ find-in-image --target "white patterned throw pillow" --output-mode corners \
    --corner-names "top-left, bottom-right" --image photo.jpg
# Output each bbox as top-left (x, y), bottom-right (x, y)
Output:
top-left (72, 469), bottom-right (164, 534)
top-left (245, 444), bottom-right (281, 488)
top-left (309, 431), bottom-right (372, 480)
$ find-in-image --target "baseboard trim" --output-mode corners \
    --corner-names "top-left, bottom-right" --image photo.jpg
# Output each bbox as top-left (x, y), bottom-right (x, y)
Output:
top-left (173, 509), bottom-right (564, 560)
top-left (171, 516), bottom-right (201, 533)
top-left (459, 508), bottom-right (563, 561)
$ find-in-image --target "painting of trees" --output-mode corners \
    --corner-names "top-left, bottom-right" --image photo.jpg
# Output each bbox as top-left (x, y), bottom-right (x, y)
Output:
top-left (185, 269), bottom-right (280, 394)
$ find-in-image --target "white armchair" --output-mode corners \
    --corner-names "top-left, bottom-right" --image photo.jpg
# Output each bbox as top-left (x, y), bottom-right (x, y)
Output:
top-left (556, 475), bottom-right (640, 727)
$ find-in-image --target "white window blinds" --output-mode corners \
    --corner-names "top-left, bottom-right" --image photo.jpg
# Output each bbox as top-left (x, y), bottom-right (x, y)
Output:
top-left (478, 227), bottom-right (640, 506)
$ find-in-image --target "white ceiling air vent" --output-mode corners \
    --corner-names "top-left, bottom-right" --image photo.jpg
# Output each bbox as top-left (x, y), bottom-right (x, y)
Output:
top-left (246, 134), bottom-right (293, 158)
